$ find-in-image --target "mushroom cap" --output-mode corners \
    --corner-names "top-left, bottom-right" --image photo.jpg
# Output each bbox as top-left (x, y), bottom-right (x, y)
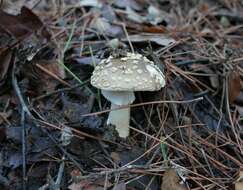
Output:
top-left (91, 53), bottom-right (165, 91)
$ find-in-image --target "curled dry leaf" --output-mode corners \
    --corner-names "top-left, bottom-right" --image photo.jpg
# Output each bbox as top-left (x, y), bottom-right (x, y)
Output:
top-left (161, 169), bottom-right (187, 190)
top-left (235, 170), bottom-right (243, 190)
top-left (228, 71), bottom-right (241, 104)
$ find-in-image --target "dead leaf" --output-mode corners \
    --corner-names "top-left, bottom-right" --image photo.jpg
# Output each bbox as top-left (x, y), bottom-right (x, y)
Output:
top-left (235, 170), bottom-right (243, 190)
top-left (110, 152), bottom-right (121, 163)
top-left (198, 3), bottom-right (209, 13)
top-left (122, 34), bottom-right (175, 46)
top-left (228, 71), bottom-right (241, 104)
top-left (161, 169), bottom-right (187, 190)
top-left (28, 59), bottom-right (66, 92)
top-left (0, 6), bottom-right (50, 39)
top-left (68, 178), bottom-right (111, 190)
top-left (125, 21), bottom-right (167, 33)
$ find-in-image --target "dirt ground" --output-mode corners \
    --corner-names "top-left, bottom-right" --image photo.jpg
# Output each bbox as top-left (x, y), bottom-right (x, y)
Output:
top-left (0, 0), bottom-right (243, 189)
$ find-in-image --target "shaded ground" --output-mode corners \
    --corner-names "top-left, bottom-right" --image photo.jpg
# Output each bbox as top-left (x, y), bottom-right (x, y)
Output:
top-left (0, 0), bottom-right (243, 189)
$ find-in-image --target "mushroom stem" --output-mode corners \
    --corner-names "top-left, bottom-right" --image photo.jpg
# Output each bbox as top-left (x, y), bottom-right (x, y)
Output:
top-left (101, 90), bottom-right (135, 138)
top-left (107, 103), bottom-right (130, 138)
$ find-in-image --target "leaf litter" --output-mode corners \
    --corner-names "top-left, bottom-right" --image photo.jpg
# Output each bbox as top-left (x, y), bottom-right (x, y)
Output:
top-left (0, 0), bottom-right (242, 190)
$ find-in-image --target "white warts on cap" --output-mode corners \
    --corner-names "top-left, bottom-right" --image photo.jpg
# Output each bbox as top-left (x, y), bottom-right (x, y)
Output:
top-left (91, 52), bottom-right (166, 91)
top-left (145, 64), bottom-right (165, 89)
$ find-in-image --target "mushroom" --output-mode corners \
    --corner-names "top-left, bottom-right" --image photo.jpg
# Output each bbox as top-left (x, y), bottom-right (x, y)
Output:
top-left (91, 52), bottom-right (165, 138)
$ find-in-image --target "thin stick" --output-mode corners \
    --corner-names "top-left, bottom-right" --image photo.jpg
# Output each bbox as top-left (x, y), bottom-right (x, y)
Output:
top-left (12, 62), bottom-right (30, 190)
top-left (120, 22), bottom-right (134, 53)
top-left (12, 68), bottom-right (32, 117)
top-left (21, 110), bottom-right (27, 190)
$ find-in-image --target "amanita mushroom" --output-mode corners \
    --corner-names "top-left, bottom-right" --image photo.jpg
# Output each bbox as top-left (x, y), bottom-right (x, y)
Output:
top-left (91, 52), bottom-right (165, 138)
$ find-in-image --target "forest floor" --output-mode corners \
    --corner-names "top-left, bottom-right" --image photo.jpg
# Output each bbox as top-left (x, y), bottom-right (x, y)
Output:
top-left (0, 0), bottom-right (243, 189)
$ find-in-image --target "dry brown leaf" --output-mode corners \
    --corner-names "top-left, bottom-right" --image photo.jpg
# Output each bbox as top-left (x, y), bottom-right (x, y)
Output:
top-left (69, 169), bottom-right (111, 190)
top-left (235, 171), bottom-right (243, 190)
top-left (0, 6), bottom-right (50, 39)
top-left (126, 22), bottom-right (167, 33)
top-left (161, 169), bottom-right (187, 190)
top-left (229, 71), bottom-right (241, 104)
top-left (33, 59), bottom-right (66, 92)
top-left (110, 152), bottom-right (121, 163)
top-left (37, 60), bottom-right (65, 79)
top-left (198, 3), bottom-right (209, 13)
